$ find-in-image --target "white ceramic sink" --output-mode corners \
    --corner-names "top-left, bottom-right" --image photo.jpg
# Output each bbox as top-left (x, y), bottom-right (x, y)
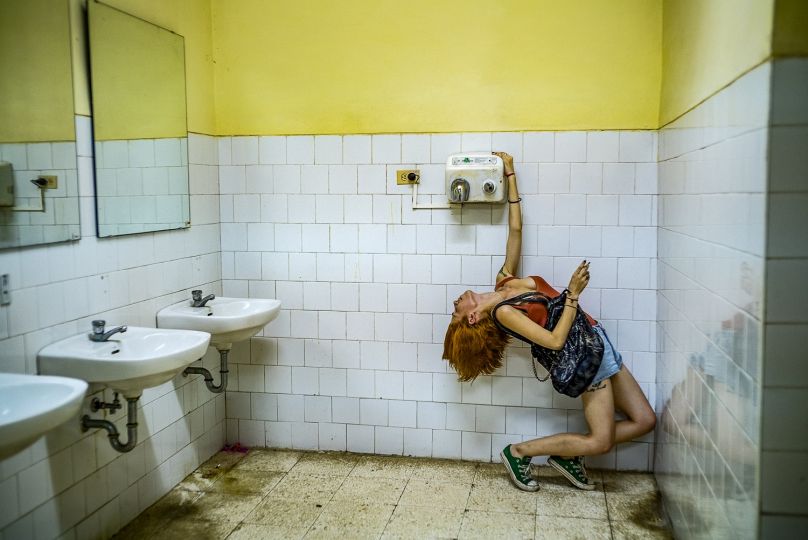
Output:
top-left (0, 373), bottom-right (88, 460)
top-left (157, 297), bottom-right (282, 349)
top-left (38, 327), bottom-right (211, 398)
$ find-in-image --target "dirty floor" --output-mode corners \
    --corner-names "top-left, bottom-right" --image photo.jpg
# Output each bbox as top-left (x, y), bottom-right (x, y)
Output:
top-left (114, 449), bottom-right (673, 539)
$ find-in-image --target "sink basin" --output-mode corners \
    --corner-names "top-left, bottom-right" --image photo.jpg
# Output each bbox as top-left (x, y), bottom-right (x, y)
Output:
top-left (0, 373), bottom-right (88, 460)
top-left (157, 297), bottom-right (282, 349)
top-left (38, 327), bottom-right (211, 398)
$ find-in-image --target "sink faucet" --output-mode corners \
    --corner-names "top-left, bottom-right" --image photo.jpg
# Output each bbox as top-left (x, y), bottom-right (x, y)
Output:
top-left (191, 290), bottom-right (215, 308)
top-left (89, 320), bottom-right (127, 342)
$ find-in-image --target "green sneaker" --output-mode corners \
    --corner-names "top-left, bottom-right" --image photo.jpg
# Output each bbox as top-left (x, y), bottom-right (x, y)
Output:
top-left (500, 445), bottom-right (540, 492)
top-left (547, 456), bottom-right (596, 490)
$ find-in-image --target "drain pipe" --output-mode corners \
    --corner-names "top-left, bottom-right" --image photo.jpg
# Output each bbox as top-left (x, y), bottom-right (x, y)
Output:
top-left (82, 394), bottom-right (138, 453)
top-left (183, 349), bottom-right (229, 393)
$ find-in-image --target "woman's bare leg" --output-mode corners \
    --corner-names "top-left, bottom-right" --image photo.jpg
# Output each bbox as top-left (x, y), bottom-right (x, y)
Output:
top-left (610, 365), bottom-right (656, 443)
top-left (510, 379), bottom-right (616, 458)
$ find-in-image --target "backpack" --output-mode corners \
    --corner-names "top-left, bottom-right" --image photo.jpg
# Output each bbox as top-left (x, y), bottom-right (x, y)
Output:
top-left (492, 290), bottom-right (604, 398)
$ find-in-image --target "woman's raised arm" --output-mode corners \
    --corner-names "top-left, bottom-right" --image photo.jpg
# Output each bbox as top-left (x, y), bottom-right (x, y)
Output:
top-left (494, 151), bottom-right (521, 284)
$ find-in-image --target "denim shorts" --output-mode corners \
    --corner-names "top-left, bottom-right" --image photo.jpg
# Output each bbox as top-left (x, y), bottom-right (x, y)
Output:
top-left (590, 324), bottom-right (623, 386)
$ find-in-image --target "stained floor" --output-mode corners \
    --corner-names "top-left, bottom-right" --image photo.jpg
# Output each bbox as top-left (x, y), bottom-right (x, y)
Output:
top-left (113, 449), bottom-right (673, 539)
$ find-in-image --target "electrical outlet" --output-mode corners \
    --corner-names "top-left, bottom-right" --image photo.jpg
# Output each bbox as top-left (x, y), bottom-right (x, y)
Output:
top-left (40, 175), bottom-right (58, 189)
top-left (396, 169), bottom-right (420, 185)
top-left (1, 274), bottom-right (10, 305)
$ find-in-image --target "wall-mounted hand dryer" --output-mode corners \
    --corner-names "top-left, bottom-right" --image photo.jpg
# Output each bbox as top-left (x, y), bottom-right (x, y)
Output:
top-left (445, 152), bottom-right (505, 204)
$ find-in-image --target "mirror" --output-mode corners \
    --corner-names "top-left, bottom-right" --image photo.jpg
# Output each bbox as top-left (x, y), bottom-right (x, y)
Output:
top-left (88, 1), bottom-right (190, 237)
top-left (0, 0), bottom-right (80, 249)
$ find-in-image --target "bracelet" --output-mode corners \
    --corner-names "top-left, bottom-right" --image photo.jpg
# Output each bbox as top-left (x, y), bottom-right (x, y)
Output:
top-left (505, 172), bottom-right (515, 177)
top-left (508, 197), bottom-right (522, 204)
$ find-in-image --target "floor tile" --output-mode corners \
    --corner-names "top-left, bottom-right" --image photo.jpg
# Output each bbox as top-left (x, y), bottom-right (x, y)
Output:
top-left (350, 455), bottom-right (416, 479)
top-left (534, 516), bottom-right (611, 539)
top-left (410, 458), bottom-right (478, 483)
top-left (398, 478), bottom-right (472, 509)
top-left (267, 473), bottom-right (346, 505)
top-left (289, 451), bottom-right (359, 477)
top-left (114, 449), bottom-right (675, 539)
top-left (601, 471), bottom-right (657, 494)
top-left (176, 469), bottom-right (221, 493)
top-left (606, 492), bottom-right (667, 528)
top-left (113, 515), bottom-right (171, 540)
top-left (184, 491), bottom-right (264, 523)
top-left (243, 498), bottom-right (324, 533)
top-left (234, 449), bottom-right (301, 473)
top-left (535, 490), bottom-right (608, 520)
top-left (227, 522), bottom-right (308, 540)
top-left (473, 462), bottom-right (510, 485)
top-left (140, 488), bottom-right (203, 521)
top-left (458, 510), bottom-right (535, 539)
top-left (611, 519), bottom-right (674, 539)
top-left (466, 482), bottom-right (538, 515)
top-left (200, 450), bottom-right (248, 473)
top-left (209, 469), bottom-right (284, 496)
top-left (305, 502), bottom-right (395, 539)
top-left (143, 517), bottom-right (236, 540)
top-left (331, 475), bottom-right (405, 505)
top-left (381, 505), bottom-right (464, 539)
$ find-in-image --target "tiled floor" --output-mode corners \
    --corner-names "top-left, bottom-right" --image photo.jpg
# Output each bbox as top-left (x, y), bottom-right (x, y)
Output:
top-left (114, 449), bottom-right (673, 539)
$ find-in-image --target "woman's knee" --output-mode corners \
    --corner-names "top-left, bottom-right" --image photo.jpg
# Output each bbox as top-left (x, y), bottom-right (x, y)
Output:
top-left (638, 412), bottom-right (657, 434)
top-left (586, 434), bottom-right (614, 455)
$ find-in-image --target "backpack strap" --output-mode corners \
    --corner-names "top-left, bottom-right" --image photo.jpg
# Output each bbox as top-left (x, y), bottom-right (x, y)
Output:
top-left (490, 291), bottom-right (551, 345)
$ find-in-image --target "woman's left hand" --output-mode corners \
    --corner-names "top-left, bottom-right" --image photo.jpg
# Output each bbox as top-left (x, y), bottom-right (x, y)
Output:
top-left (493, 151), bottom-right (515, 176)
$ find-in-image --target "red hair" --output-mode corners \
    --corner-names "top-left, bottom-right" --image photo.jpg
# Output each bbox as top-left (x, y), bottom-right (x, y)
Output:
top-left (443, 317), bottom-right (510, 382)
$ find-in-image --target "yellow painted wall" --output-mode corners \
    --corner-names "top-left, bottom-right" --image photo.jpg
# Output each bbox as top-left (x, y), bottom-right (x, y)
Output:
top-left (88, 2), bottom-right (187, 140)
top-left (773, 0), bottom-right (808, 56)
top-left (211, 0), bottom-right (662, 135)
top-left (70, 0), bottom-right (216, 135)
top-left (0, 0), bottom-right (75, 142)
top-left (659, 0), bottom-right (774, 126)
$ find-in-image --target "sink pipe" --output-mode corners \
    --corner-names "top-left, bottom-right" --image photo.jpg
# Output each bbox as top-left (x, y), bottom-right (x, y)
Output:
top-left (81, 393), bottom-right (138, 453)
top-left (183, 348), bottom-right (229, 393)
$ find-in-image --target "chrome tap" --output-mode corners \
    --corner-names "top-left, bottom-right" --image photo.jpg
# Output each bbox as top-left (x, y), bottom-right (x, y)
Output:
top-left (450, 178), bottom-right (470, 203)
top-left (89, 320), bottom-right (127, 342)
top-left (192, 290), bottom-right (215, 308)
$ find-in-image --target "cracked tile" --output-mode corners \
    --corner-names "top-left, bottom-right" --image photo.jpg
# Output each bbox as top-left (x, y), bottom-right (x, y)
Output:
top-left (268, 473), bottom-right (346, 505)
top-left (331, 476), bottom-right (405, 505)
top-left (381, 505), bottom-right (464, 539)
top-left (398, 478), bottom-right (472, 509)
top-left (305, 502), bottom-right (395, 539)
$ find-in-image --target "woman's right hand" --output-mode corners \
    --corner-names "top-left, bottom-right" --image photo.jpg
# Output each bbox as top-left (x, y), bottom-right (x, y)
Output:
top-left (567, 260), bottom-right (590, 298)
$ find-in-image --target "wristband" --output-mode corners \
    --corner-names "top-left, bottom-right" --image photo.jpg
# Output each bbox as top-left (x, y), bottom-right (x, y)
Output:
top-left (505, 172), bottom-right (515, 177)
top-left (508, 198), bottom-right (522, 204)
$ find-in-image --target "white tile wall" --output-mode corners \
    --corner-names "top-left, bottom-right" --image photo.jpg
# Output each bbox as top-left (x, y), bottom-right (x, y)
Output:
top-left (655, 63), bottom-right (771, 540)
top-left (219, 129), bottom-right (658, 469)
top-left (760, 57), bottom-right (808, 534)
top-left (0, 121), bottom-right (224, 539)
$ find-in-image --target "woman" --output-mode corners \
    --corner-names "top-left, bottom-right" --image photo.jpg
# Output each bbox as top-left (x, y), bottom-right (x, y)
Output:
top-left (443, 151), bottom-right (656, 492)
